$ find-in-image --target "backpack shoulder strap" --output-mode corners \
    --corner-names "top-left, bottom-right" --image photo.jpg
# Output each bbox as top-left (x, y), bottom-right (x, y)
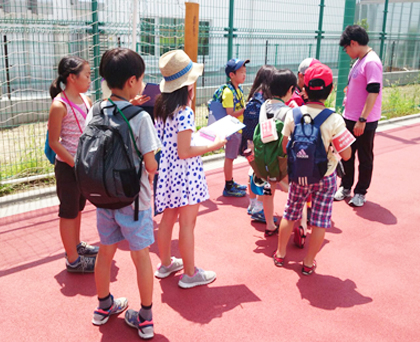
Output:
top-left (313, 108), bottom-right (334, 128)
top-left (254, 92), bottom-right (265, 104)
top-left (259, 101), bottom-right (268, 122)
top-left (120, 104), bottom-right (144, 121)
top-left (92, 100), bottom-right (103, 117)
top-left (292, 107), bottom-right (303, 125)
top-left (226, 83), bottom-right (241, 107)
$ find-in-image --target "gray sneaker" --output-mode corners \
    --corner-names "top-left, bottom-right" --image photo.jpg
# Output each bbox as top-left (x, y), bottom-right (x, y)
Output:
top-left (66, 255), bottom-right (96, 273)
top-left (125, 309), bottom-right (154, 340)
top-left (92, 295), bottom-right (128, 325)
top-left (349, 194), bottom-right (366, 207)
top-left (77, 241), bottom-right (99, 256)
top-left (154, 257), bottom-right (184, 279)
top-left (178, 267), bottom-right (216, 289)
top-left (334, 186), bottom-right (351, 201)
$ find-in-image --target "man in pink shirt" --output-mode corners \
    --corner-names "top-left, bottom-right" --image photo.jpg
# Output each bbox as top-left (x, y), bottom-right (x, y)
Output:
top-left (335, 25), bottom-right (382, 207)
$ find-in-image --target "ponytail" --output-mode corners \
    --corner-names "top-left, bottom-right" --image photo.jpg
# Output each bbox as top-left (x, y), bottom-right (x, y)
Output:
top-left (49, 75), bottom-right (65, 99)
top-left (49, 55), bottom-right (88, 99)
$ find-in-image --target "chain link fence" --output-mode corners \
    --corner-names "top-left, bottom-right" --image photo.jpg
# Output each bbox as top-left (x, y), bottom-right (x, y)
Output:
top-left (1, 0), bottom-right (420, 195)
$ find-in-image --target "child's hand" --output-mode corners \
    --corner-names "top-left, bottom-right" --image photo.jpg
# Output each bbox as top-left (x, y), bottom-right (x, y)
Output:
top-left (210, 135), bottom-right (227, 151)
top-left (130, 94), bottom-right (151, 106)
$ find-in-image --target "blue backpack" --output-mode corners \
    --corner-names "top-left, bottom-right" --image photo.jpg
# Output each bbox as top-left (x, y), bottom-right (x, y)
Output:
top-left (242, 92), bottom-right (264, 142)
top-left (287, 107), bottom-right (333, 185)
top-left (208, 83), bottom-right (242, 125)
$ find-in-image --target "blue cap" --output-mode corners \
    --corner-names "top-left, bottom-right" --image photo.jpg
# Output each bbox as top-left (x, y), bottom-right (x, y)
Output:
top-left (225, 58), bottom-right (250, 77)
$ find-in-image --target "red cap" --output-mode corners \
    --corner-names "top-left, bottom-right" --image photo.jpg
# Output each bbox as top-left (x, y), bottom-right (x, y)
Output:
top-left (304, 63), bottom-right (333, 91)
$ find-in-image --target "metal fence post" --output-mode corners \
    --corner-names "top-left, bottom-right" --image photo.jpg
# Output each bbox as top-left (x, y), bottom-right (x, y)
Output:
top-left (379, 0), bottom-right (389, 62)
top-left (335, 0), bottom-right (356, 113)
top-left (184, 2), bottom-right (200, 112)
top-left (315, 0), bottom-right (325, 60)
top-left (227, 0), bottom-right (234, 61)
top-left (92, 0), bottom-right (101, 101)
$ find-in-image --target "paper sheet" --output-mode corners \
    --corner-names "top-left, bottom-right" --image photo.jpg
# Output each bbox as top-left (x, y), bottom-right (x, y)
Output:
top-left (192, 115), bottom-right (245, 146)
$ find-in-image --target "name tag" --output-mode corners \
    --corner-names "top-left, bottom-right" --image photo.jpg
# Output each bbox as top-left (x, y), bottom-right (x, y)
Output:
top-left (332, 128), bottom-right (355, 153)
top-left (261, 118), bottom-right (278, 144)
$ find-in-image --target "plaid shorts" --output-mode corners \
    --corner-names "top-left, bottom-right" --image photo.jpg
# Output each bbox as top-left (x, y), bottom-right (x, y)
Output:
top-left (283, 172), bottom-right (337, 228)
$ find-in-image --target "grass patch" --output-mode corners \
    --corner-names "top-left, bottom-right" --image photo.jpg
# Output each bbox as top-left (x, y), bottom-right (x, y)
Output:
top-left (381, 83), bottom-right (420, 119)
top-left (0, 176), bottom-right (55, 197)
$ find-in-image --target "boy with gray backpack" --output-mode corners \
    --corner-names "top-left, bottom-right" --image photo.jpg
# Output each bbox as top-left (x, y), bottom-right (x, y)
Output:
top-left (76, 48), bottom-right (160, 339)
top-left (272, 63), bottom-right (354, 275)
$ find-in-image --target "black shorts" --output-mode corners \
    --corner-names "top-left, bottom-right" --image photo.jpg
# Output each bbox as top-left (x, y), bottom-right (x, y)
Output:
top-left (55, 160), bottom-right (86, 219)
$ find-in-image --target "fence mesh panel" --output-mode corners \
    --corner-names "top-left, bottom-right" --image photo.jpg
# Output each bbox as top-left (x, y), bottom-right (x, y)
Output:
top-left (1, 0), bottom-right (420, 196)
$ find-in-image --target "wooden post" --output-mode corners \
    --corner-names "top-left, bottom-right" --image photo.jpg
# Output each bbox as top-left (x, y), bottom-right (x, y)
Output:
top-left (184, 2), bottom-right (200, 113)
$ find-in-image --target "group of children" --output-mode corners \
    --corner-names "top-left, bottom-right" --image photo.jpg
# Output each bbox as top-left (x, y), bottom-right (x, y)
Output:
top-left (48, 45), bottom-right (354, 338)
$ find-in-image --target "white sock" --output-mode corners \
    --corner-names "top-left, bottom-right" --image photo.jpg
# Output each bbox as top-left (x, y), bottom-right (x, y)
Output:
top-left (253, 200), bottom-right (263, 213)
top-left (249, 198), bottom-right (256, 207)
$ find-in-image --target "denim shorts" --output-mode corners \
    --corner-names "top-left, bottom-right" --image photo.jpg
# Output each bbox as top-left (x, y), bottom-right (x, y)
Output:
top-left (225, 132), bottom-right (242, 160)
top-left (96, 206), bottom-right (154, 251)
top-left (283, 173), bottom-right (337, 228)
top-left (55, 160), bottom-right (86, 219)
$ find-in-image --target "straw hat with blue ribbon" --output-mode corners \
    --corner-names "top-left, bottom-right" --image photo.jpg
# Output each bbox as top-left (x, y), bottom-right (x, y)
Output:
top-left (159, 50), bottom-right (203, 93)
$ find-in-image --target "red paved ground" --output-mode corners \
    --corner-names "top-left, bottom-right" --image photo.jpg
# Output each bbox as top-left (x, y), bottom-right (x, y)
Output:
top-left (1, 123), bottom-right (419, 342)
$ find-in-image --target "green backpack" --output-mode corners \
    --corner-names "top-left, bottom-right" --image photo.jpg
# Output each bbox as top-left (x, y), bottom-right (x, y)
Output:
top-left (253, 119), bottom-right (288, 182)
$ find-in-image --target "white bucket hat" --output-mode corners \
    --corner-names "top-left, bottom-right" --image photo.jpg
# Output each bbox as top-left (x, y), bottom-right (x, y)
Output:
top-left (159, 50), bottom-right (203, 93)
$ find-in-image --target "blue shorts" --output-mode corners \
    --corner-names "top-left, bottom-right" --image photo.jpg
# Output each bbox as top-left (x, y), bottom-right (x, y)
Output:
top-left (96, 206), bottom-right (154, 251)
top-left (283, 173), bottom-right (337, 228)
top-left (225, 132), bottom-right (242, 160)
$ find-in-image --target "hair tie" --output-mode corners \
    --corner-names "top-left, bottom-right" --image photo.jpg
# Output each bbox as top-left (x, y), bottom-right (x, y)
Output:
top-left (59, 80), bottom-right (66, 91)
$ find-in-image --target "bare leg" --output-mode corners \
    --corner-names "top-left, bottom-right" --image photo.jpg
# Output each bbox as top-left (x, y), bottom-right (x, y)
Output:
top-left (224, 158), bottom-right (234, 182)
top-left (303, 226), bottom-right (325, 267)
top-left (157, 208), bottom-right (179, 267)
top-left (95, 243), bottom-right (118, 298)
top-left (297, 204), bottom-right (308, 235)
top-left (60, 213), bottom-right (81, 263)
top-left (275, 218), bottom-right (295, 258)
top-left (263, 186), bottom-right (277, 231)
top-left (75, 212), bottom-right (82, 244)
top-left (131, 248), bottom-right (153, 307)
top-left (178, 203), bottom-right (200, 276)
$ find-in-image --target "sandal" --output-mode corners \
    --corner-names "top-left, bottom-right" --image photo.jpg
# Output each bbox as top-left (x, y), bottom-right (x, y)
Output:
top-left (302, 260), bottom-right (317, 275)
top-left (272, 252), bottom-right (285, 267)
top-left (293, 225), bottom-right (306, 248)
top-left (264, 226), bottom-right (279, 237)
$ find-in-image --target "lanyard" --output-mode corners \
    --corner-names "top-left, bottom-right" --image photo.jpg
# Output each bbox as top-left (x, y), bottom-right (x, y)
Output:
top-left (306, 101), bottom-right (325, 107)
top-left (110, 93), bottom-right (129, 102)
top-left (62, 91), bottom-right (83, 133)
top-left (272, 97), bottom-right (284, 103)
top-left (108, 98), bottom-right (142, 159)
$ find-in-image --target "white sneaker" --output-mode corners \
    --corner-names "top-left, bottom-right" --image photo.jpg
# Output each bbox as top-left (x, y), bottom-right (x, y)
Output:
top-left (178, 267), bottom-right (216, 289)
top-left (334, 187), bottom-right (351, 201)
top-left (349, 194), bottom-right (366, 207)
top-left (251, 201), bottom-right (263, 215)
top-left (154, 257), bottom-right (184, 279)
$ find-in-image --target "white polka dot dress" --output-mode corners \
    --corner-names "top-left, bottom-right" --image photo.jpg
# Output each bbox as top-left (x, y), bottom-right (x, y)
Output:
top-left (155, 106), bottom-right (209, 214)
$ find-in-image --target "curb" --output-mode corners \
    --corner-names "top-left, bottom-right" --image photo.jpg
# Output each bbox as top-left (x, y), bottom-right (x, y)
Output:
top-left (2, 112), bottom-right (419, 207)
top-left (376, 112), bottom-right (420, 127)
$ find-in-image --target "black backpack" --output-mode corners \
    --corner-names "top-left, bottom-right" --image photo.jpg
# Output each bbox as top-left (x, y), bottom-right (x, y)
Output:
top-left (75, 101), bottom-right (143, 220)
top-left (287, 107), bottom-right (333, 185)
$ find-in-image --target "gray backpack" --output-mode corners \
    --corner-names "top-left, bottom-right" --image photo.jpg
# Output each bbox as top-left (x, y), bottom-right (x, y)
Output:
top-left (75, 101), bottom-right (143, 220)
